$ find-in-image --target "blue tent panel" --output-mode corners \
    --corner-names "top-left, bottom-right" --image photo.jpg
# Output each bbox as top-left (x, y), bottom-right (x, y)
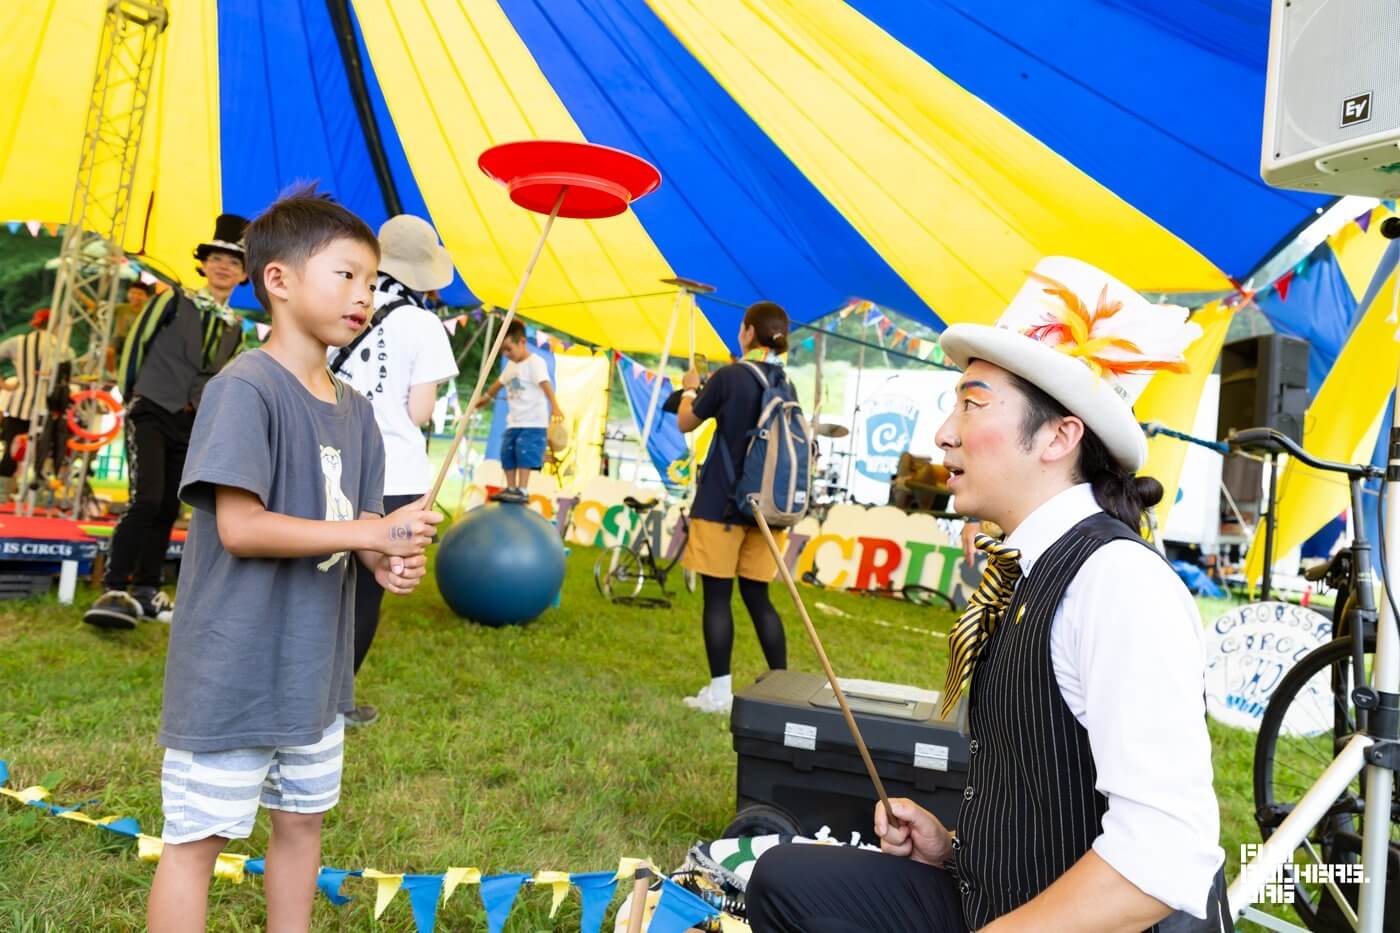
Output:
top-left (1253, 243), bottom-right (1358, 395)
top-left (497, 0), bottom-right (937, 337)
top-left (848, 0), bottom-right (1329, 279)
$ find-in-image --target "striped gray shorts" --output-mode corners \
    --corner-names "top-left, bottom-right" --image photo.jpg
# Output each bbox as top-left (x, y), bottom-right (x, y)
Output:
top-left (160, 716), bottom-right (344, 844)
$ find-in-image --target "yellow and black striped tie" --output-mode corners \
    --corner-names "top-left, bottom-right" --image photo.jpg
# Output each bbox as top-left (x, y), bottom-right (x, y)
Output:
top-left (939, 534), bottom-right (1023, 719)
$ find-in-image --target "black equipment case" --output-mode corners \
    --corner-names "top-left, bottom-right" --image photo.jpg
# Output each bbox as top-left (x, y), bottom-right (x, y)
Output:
top-left (729, 670), bottom-right (970, 841)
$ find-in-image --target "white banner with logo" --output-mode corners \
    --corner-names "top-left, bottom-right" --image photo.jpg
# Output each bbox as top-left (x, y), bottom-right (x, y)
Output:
top-left (1204, 601), bottom-right (1334, 734)
top-left (837, 370), bottom-right (960, 505)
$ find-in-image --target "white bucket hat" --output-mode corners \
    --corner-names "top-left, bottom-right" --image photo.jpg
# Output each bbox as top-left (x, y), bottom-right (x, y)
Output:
top-left (939, 257), bottom-right (1201, 472)
top-left (377, 214), bottom-right (454, 293)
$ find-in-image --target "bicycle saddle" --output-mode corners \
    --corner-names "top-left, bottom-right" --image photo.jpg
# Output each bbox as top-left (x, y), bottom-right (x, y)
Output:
top-left (623, 496), bottom-right (659, 512)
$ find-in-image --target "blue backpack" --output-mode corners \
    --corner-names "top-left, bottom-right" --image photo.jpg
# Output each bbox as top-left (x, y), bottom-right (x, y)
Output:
top-left (716, 361), bottom-right (812, 528)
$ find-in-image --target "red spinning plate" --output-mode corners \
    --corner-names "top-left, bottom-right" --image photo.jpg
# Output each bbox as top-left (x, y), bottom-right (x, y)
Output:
top-left (478, 140), bottom-right (661, 219)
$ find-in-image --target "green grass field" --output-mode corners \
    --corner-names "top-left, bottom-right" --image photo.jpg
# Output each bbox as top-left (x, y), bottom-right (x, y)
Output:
top-left (0, 546), bottom-right (1287, 931)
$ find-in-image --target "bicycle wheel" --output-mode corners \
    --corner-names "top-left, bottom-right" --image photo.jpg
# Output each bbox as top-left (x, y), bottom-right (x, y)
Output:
top-left (1253, 635), bottom-right (1399, 930)
top-left (899, 584), bottom-right (956, 610)
top-left (594, 546), bottom-right (645, 601)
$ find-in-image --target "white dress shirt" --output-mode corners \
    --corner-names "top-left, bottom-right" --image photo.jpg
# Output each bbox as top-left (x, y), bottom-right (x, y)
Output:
top-left (1001, 483), bottom-right (1223, 918)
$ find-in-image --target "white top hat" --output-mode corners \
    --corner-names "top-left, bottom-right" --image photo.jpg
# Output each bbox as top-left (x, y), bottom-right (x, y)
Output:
top-left (939, 257), bottom-right (1201, 472)
top-left (378, 214), bottom-right (455, 293)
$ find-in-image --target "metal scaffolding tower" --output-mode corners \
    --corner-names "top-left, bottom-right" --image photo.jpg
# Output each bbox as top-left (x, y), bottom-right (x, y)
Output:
top-left (19, 0), bottom-right (168, 516)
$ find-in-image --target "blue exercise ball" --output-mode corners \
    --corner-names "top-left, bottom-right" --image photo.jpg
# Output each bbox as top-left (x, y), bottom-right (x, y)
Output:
top-left (435, 497), bottom-right (566, 626)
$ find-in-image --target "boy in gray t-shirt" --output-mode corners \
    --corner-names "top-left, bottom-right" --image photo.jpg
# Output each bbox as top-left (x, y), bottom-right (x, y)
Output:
top-left (148, 189), bottom-right (443, 933)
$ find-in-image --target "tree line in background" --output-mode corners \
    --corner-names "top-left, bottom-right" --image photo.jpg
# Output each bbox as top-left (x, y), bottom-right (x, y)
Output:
top-left (0, 233), bottom-right (62, 339)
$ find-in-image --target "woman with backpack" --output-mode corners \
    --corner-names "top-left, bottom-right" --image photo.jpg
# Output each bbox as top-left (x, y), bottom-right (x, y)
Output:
top-left (674, 301), bottom-right (794, 714)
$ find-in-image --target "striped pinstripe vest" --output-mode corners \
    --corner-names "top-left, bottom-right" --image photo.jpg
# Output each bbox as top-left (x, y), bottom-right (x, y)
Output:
top-left (955, 511), bottom-right (1223, 932)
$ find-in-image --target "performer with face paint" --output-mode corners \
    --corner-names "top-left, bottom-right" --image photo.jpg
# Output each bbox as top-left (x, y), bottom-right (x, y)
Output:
top-left (746, 258), bottom-right (1228, 933)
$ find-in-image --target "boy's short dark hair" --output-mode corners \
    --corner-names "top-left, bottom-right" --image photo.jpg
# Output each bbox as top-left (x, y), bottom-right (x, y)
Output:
top-left (244, 184), bottom-right (380, 311)
top-left (504, 319), bottom-right (527, 343)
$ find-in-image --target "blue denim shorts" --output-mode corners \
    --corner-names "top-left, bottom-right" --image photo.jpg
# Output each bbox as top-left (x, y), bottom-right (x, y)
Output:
top-left (501, 427), bottom-right (547, 470)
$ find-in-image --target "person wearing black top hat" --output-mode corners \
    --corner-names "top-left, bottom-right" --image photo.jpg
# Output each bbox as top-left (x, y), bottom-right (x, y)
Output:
top-left (84, 214), bottom-right (249, 629)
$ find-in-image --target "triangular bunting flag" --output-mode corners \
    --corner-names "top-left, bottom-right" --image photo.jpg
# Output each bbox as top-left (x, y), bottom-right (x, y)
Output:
top-left (255, 322), bottom-right (272, 342)
top-left (137, 834), bottom-right (163, 862)
top-left (614, 858), bottom-right (654, 881)
top-left (1384, 199), bottom-right (1397, 213)
top-left (442, 866), bottom-right (480, 904)
top-left (317, 867), bottom-right (354, 905)
top-left (535, 330), bottom-right (550, 347)
top-left (443, 317), bottom-right (458, 336)
top-left (1, 785), bottom-right (49, 804)
top-left (1357, 209), bottom-right (1374, 234)
top-left (246, 858), bottom-right (265, 876)
top-left (534, 871), bottom-right (572, 917)
top-left (25, 221), bottom-right (41, 237)
top-left (891, 328), bottom-right (907, 347)
top-left (1275, 270), bottom-right (1294, 302)
top-left (214, 852), bottom-right (249, 884)
top-left (54, 806), bottom-right (99, 823)
top-left (98, 816), bottom-right (141, 837)
top-left (863, 308), bottom-right (882, 327)
top-left (402, 874), bottom-right (446, 933)
top-left (838, 301), bottom-right (855, 320)
top-left (5, 222), bottom-right (19, 235)
top-left (139, 270), bottom-right (157, 285)
top-left (480, 873), bottom-right (530, 933)
top-left (571, 871), bottom-right (619, 933)
top-left (363, 869), bottom-right (405, 919)
top-left (42, 223), bottom-right (58, 237)
top-left (647, 879), bottom-right (718, 933)
top-left (719, 915), bottom-right (748, 932)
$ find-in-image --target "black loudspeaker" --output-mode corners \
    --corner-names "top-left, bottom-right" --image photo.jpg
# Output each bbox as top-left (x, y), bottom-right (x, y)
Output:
top-left (1217, 334), bottom-right (1310, 445)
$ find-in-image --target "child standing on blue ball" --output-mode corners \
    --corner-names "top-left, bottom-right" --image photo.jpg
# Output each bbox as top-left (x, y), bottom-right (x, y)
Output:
top-left (474, 318), bottom-right (563, 493)
top-left (148, 187), bottom-right (442, 932)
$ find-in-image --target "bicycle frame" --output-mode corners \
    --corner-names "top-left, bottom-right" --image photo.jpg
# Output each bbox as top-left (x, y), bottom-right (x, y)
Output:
top-left (1227, 424), bottom-right (1395, 932)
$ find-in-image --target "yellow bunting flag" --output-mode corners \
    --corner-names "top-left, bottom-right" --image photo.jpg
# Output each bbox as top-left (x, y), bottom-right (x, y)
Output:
top-left (55, 810), bottom-right (99, 826)
top-left (1, 785), bottom-right (50, 804)
top-left (534, 871), bottom-right (573, 918)
top-left (137, 834), bottom-right (164, 863)
top-left (215, 853), bottom-right (249, 884)
top-left (362, 869), bottom-right (405, 919)
top-left (614, 857), bottom-right (655, 881)
top-left (442, 866), bottom-right (481, 905)
top-left (720, 915), bottom-right (752, 933)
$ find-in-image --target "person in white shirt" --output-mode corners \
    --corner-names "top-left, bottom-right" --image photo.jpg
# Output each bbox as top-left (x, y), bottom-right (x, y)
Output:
top-left (329, 214), bottom-right (459, 727)
top-left (746, 257), bottom-right (1226, 933)
top-left (474, 319), bottom-right (563, 493)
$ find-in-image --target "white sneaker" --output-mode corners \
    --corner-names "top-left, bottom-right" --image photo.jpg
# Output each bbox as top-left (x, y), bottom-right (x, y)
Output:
top-left (682, 684), bottom-right (733, 714)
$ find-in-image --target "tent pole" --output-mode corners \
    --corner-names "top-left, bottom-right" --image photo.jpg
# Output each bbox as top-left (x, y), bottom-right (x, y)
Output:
top-left (454, 312), bottom-right (496, 516)
top-left (844, 340), bottom-right (865, 502)
top-left (685, 289), bottom-right (699, 486)
top-left (635, 290), bottom-right (683, 483)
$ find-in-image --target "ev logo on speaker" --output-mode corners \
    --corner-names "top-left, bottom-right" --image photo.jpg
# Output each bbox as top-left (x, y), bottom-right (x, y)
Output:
top-left (1341, 92), bottom-right (1372, 128)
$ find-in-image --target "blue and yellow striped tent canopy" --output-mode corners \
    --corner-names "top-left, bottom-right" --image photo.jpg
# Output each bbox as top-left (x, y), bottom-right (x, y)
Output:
top-left (1, 0), bottom-right (1326, 353)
